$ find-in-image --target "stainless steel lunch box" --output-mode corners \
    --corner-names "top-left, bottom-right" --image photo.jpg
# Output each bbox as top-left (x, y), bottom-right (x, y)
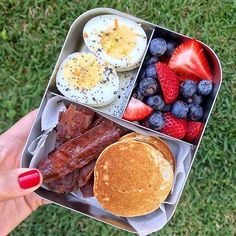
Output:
top-left (20, 8), bottom-right (222, 233)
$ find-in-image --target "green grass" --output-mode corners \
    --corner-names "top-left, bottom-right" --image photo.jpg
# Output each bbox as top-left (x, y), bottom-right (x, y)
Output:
top-left (0, 0), bottom-right (235, 235)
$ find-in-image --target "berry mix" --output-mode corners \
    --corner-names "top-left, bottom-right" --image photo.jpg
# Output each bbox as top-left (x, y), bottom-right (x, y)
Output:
top-left (123, 37), bottom-right (214, 143)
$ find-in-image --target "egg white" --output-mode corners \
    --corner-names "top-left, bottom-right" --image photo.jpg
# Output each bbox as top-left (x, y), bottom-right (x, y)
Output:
top-left (56, 52), bottom-right (119, 107)
top-left (83, 15), bottom-right (147, 72)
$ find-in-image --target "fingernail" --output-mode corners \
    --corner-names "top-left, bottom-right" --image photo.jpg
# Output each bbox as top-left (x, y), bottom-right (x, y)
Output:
top-left (18, 170), bottom-right (41, 189)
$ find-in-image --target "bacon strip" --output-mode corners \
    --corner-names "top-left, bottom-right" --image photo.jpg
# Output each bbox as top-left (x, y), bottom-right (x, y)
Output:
top-left (80, 176), bottom-right (94, 198)
top-left (47, 169), bottom-right (80, 193)
top-left (37, 120), bottom-right (120, 183)
top-left (78, 160), bottom-right (96, 187)
top-left (56, 104), bottom-right (94, 145)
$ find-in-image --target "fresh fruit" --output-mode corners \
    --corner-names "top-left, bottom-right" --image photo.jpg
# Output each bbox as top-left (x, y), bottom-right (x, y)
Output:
top-left (145, 56), bottom-right (158, 66)
top-left (132, 87), bottom-right (145, 101)
top-left (197, 80), bottom-right (213, 96)
top-left (147, 112), bottom-right (165, 130)
top-left (178, 75), bottom-right (199, 83)
top-left (161, 112), bottom-right (187, 139)
top-left (123, 97), bottom-right (153, 121)
top-left (163, 104), bottom-right (172, 112)
top-left (165, 41), bottom-right (177, 57)
top-left (156, 62), bottom-right (180, 104)
top-left (145, 64), bottom-right (157, 79)
top-left (180, 80), bottom-right (197, 98)
top-left (139, 77), bottom-right (159, 96)
top-left (185, 121), bottom-right (203, 142)
top-left (138, 69), bottom-right (146, 80)
top-left (185, 94), bottom-right (203, 105)
top-left (149, 38), bottom-right (167, 56)
top-left (159, 56), bottom-right (170, 64)
top-left (146, 95), bottom-right (165, 111)
top-left (171, 100), bottom-right (189, 119)
top-left (188, 104), bottom-right (203, 121)
top-left (168, 39), bottom-right (212, 81)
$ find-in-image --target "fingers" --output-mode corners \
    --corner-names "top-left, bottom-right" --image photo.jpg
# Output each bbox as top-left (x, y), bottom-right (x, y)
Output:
top-left (2, 109), bottom-right (38, 142)
top-left (0, 168), bottom-right (43, 202)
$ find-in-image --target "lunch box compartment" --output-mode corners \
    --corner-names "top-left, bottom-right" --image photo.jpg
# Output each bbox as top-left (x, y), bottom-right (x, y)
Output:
top-left (121, 27), bottom-right (222, 145)
top-left (20, 8), bottom-right (221, 234)
top-left (21, 91), bottom-right (194, 233)
top-left (48, 15), bottom-right (155, 118)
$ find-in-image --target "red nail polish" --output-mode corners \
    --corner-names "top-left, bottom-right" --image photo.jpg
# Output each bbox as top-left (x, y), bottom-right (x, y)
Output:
top-left (18, 170), bottom-right (41, 189)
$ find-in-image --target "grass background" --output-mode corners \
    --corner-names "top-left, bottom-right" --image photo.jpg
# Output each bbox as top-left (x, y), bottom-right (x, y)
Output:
top-left (0, 0), bottom-right (235, 235)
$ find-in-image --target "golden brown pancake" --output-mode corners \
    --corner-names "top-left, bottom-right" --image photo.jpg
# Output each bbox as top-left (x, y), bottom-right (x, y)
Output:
top-left (119, 132), bottom-right (175, 171)
top-left (94, 140), bottom-right (174, 217)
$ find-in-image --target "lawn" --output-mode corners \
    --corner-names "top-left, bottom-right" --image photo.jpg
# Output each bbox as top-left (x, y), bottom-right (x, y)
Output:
top-left (0, 0), bottom-right (235, 235)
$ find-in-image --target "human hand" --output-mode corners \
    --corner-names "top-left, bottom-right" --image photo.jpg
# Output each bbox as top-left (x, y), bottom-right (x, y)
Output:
top-left (0, 110), bottom-right (47, 235)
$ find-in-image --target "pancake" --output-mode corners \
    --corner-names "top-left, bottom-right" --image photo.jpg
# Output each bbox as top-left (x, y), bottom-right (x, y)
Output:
top-left (119, 132), bottom-right (175, 171)
top-left (94, 140), bottom-right (174, 217)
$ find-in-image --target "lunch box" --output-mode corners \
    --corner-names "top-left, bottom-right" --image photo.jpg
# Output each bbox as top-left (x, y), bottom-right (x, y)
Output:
top-left (20, 8), bottom-right (222, 234)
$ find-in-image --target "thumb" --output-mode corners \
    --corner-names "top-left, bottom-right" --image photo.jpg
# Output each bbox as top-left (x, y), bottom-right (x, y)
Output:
top-left (0, 168), bottom-right (43, 202)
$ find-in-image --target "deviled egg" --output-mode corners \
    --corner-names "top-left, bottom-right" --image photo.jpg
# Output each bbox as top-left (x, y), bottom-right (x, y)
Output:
top-left (83, 15), bottom-right (147, 72)
top-left (56, 52), bottom-right (119, 107)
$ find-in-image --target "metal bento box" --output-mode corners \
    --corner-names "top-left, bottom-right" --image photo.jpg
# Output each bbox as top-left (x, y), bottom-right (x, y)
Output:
top-left (20, 8), bottom-right (222, 234)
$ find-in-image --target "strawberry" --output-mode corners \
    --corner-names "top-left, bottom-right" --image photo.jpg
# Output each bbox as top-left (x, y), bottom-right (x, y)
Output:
top-left (159, 56), bottom-right (170, 65)
top-left (156, 62), bottom-right (180, 104)
top-left (168, 39), bottom-right (213, 81)
top-left (161, 112), bottom-right (187, 139)
top-left (123, 97), bottom-right (153, 121)
top-left (185, 121), bottom-right (204, 142)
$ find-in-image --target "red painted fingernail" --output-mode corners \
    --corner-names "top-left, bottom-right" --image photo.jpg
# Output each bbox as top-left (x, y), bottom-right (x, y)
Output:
top-left (18, 170), bottom-right (41, 189)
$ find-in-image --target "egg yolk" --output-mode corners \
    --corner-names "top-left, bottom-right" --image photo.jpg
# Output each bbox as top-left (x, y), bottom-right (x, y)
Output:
top-left (101, 20), bottom-right (136, 59)
top-left (63, 53), bottom-right (103, 90)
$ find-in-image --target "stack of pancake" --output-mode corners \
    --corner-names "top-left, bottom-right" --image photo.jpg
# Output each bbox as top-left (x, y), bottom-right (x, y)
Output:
top-left (94, 132), bottom-right (175, 217)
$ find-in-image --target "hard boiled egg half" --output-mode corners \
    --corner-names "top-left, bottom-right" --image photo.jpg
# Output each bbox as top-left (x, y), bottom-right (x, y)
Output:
top-left (83, 15), bottom-right (147, 72)
top-left (56, 52), bottom-right (119, 107)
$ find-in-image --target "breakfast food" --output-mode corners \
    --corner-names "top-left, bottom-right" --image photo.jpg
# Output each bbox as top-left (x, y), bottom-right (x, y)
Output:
top-left (37, 104), bottom-right (128, 196)
top-left (119, 132), bottom-right (175, 170)
top-left (56, 104), bottom-right (94, 145)
top-left (168, 39), bottom-right (213, 81)
top-left (94, 140), bottom-right (174, 217)
top-left (56, 52), bottom-right (119, 107)
top-left (123, 38), bottom-right (213, 143)
top-left (83, 15), bottom-right (147, 72)
top-left (123, 97), bottom-right (153, 121)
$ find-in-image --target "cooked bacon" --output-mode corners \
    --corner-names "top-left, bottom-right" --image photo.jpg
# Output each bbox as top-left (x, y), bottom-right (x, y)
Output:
top-left (47, 169), bottom-right (80, 193)
top-left (56, 104), bottom-right (94, 145)
top-left (78, 160), bottom-right (96, 187)
top-left (37, 119), bottom-right (120, 183)
top-left (80, 176), bottom-right (94, 198)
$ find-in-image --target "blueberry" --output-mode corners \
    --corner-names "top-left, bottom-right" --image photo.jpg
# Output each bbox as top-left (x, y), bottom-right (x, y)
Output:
top-left (188, 104), bottom-right (203, 121)
top-left (165, 41), bottom-right (176, 57)
top-left (192, 94), bottom-right (203, 105)
top-left (149, 38), bottom-right (167, 56)
top-left (132, 87), bottom-right (145, 101)
top-left (147, 112), bottom-right (165, 130)
top-left (163, 104), bottom-right (172, 112)
top-left (171, 100), bottom-right (189, 119)
top-left (180, 80), bottom-right (197, 98)
top-left (145, 64), bottom-right (157, 79)
top-left (198, 80), bottom-right (213, 96)
top-left (139, 77), bottom-right (159, 96)
top-left (185, 94), bottom-right (203, 105)
top-left (147, 95), bottom-right (165, 111)
top-left (145, 56), bottom-right (158, 66)
top-left (138, 69), bottom-right (146, 81)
